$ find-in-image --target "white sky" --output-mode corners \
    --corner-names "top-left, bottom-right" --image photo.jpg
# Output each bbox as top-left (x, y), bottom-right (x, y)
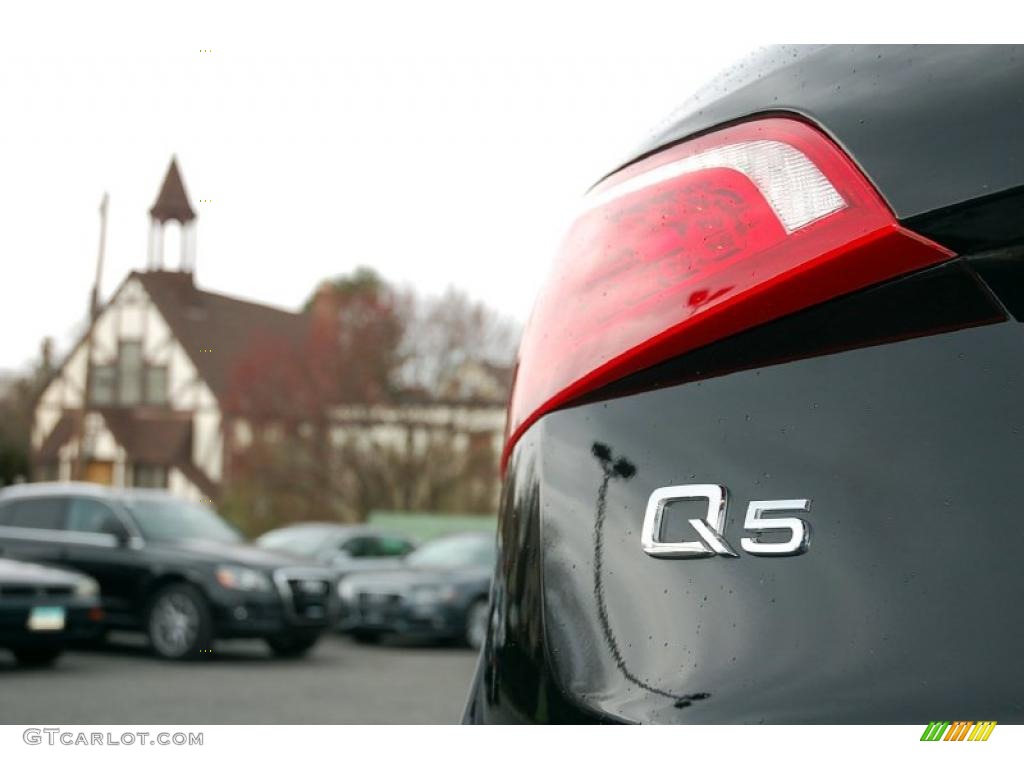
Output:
top-left (9, 1), bottom-right (990, 375)
top-left (0, 2), bottom-right (761, 372)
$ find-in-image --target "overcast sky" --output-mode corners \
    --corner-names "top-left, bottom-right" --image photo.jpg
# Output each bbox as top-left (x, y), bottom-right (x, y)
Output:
top-left (0, 4), bottom-right (761, 371)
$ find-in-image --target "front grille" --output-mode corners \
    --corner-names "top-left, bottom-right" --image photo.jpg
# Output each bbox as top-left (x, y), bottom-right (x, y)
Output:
top-left (273, 569), bottom-right (334, 624)
top-left (287, 578), bottom-right (330, 618)
top-left (355, 592), bottom-right (403, 624)
top-left (358, 592), bottom-right (402, 610)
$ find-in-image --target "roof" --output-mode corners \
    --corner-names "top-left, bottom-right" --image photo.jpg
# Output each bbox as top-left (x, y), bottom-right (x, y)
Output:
top-left (0, 481), bottom-right (203, 505)
top-left (134, 271), bottom-right (310, 398)
top-left (260, 523), bottom-right (400, 539)
top-left (36, 414), bottom-right (75, 462)
top-left (149, 157), bottom-right (196, 224)
top-left (98, 408), bottom-right (192, 465)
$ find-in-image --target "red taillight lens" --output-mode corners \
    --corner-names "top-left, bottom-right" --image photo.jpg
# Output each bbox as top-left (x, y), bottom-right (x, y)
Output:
top-left (504, 117), bottom-right (954, 469)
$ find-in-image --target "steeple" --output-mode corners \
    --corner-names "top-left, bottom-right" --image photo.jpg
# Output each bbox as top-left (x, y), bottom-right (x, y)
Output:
top-left (147, 156), bottom-right (198, 273)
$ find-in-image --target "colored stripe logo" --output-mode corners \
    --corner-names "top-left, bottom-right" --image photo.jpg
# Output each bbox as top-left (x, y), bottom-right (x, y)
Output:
top-left (920, 721), bottom-right (997, 741)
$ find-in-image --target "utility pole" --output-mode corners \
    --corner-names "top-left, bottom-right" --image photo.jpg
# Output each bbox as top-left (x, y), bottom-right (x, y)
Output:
top-left (91, 193), bottom-right (108, 319)
top-left (72, 193), bottom-right (108, 482)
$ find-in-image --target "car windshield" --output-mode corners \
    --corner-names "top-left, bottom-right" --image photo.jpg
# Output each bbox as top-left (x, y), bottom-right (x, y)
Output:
top-left (257, 527), bottom-right (327, 557)
top-left (126, 498), bottom-right (242, 544)
top-left (406, 535), bottom-right (495, 570)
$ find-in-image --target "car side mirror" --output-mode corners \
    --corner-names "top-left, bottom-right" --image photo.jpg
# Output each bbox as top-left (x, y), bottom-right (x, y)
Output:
top-left (106, 524), bottom-right (132, 547)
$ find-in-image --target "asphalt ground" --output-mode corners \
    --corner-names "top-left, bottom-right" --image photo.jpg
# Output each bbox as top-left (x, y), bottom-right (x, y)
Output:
top-left (0, 632), bottom-right (479, 724)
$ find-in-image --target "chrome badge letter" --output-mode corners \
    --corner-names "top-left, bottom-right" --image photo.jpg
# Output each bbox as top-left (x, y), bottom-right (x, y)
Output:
top-left (641, 484), bottom-right (738, 558)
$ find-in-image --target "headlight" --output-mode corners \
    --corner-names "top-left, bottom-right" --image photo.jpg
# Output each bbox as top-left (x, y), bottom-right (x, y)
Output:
top-left (75, 577), bottom-right (100, 598)
top-left (338, 579), bottom-right (358, 602)
top-left (409, 585), bottom-right (457, 606)
top-left (215, 565), bottom-right (272, 592)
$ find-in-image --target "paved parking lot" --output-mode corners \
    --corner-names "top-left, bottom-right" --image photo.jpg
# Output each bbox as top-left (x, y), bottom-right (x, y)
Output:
top-left (0, 633), bottom-right (479, 724)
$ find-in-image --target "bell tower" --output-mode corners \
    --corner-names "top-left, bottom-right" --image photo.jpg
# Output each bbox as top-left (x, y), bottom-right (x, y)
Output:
top-left (147, 156), bottom-right (197, 272)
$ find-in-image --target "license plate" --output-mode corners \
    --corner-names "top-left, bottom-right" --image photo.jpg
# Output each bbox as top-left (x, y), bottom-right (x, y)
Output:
top-left (27, 606), bottom-right (66, 632)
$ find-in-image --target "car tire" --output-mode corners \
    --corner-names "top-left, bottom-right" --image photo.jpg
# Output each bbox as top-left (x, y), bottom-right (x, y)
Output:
top-left (146, 582), bottom-right (213, 660)
top-left (351, 629), bottom-right (382, 644)
top-left (464, 597), bottom-right (489, 650)
top-left (12, 647), bottom-right (63, 667)
top-left (266, 633), bottom-right (320, 658)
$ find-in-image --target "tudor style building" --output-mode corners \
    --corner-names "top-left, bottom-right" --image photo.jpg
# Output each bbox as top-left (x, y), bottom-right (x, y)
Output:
top-left (31, 159), bottom-right (309, 500)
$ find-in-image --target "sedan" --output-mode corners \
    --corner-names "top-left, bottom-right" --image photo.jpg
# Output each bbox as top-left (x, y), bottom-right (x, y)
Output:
top-left (256, 523), bottom-right (415, 577)
top-left (339, 532), bottom-right (494, 649)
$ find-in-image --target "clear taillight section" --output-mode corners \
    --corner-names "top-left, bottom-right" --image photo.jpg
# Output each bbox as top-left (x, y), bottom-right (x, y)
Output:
top-left (504, 117), bottom-right (954, 469)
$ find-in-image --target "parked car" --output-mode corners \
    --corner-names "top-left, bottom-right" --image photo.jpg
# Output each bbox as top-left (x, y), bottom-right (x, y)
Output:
top-left (338, 531), bottom-right (494, 649)
top-left (0, 557), bottom-right (103, 667)
top-left (0, 483), bottom-right (337, 660)
top-left (256, 523), bottom-right (415, 577)
top-left (464, 44), bottom-right (1024, 724)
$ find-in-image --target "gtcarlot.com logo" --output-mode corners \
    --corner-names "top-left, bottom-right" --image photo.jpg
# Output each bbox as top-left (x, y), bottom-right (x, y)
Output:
top-left (23, 729), bottom-right (203, 747)
top-left (920, 721), bottom-right (997, 742)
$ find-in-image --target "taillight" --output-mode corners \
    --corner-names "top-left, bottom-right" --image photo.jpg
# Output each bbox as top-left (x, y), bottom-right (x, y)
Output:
top-left (504, 117), bottom-right (954, 469)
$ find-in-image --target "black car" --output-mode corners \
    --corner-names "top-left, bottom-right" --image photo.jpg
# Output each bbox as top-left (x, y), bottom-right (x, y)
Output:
top-left (339, 532), bottom-right (494, 649)
top-left (256, 523), bottom-right (416, 577)
top-left (0, 483), bottom-right (337, 660)
top-left (464, 44), bottom-right (1024, 724)
top-left (0, 557), bottom-right (103, 666)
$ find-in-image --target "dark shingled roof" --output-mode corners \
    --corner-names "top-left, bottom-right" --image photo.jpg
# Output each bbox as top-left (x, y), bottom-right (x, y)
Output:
top-left (149, 157), bottom-right (196, 224)
top-left (134, 270), bottom-right (310, 398)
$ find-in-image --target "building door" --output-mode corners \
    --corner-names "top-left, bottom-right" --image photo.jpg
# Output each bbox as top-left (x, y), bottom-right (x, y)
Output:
top-left (84, 460), bottom-right (114, 486)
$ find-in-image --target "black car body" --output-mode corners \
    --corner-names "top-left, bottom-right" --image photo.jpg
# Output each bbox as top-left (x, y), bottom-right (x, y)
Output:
top-left (256, 523), bottom-right (416, 577)
top-left (464, 45), bottom-right (1024, 723)
top-left (0, 483), bottom-right (337, 659)
top-left (339, 532), bottom-right (494, 649)
top-left (0, 557), bottom-right (103, 666)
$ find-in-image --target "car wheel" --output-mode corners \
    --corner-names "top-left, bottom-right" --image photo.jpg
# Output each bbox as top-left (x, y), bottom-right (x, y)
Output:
top-left (266, 633), bottom-right (320, 658)
top-left (351, 629), bottom-right (382, 644)
top-left (464, 598), bottom-right (489, 650)
top-left (146, 583), bottom-right (212, 660)
top-left (12, 647), bottom-right (63, 667)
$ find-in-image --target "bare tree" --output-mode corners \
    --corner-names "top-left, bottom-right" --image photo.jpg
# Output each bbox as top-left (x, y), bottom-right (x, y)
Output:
top-left (397, 286), bottom-right (519, 398)
top-left (221, 267), bottom-right (518, 534)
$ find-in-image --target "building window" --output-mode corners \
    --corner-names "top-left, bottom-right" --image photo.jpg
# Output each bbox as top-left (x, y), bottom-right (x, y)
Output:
top-left (132, 464), bottom-right (168, 488)
top-left (145, 366), bottom-right (169, 405)
top-left (93, 341), bottom-right (171, 407)
top-left (118, 341), bottom-right (143, 405)
top-left (90, 364), bottom-right (117, 405)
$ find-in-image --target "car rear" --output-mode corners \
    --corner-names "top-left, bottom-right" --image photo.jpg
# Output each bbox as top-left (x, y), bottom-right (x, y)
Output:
top-left (465, 45), bottom-right (1024, 724)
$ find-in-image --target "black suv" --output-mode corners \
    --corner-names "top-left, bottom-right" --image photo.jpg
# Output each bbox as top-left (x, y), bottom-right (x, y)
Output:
top-left (0, 483), bottom-right (337, 660)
